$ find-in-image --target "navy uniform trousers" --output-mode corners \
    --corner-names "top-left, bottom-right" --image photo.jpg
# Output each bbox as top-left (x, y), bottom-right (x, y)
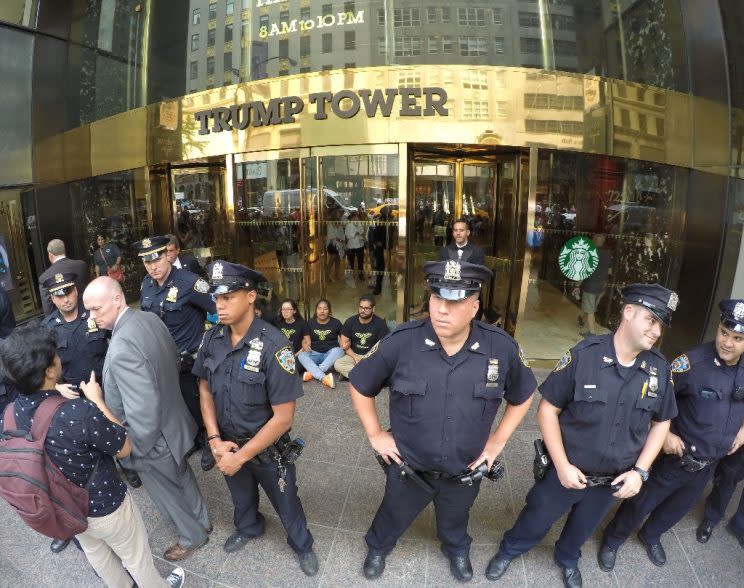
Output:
top-left (604, 454), bottom-right (713, 548)
top-left (366, 465), bottom-right (481, 557)
top-left (704, 450), bottom-right (744, 535)
top-left (498, 467), bottom-right (617, 568)
top-left (225, 458), bottom-right (314, 554)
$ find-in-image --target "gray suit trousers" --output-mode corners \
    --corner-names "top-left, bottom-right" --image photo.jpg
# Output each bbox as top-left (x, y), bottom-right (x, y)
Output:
top-left (137, 436), bottom-right (209, 548)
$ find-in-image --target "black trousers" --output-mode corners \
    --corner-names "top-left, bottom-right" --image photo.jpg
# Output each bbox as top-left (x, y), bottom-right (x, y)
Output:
top-left (498, 466), bottom-right (617, 568)
top-left (179, 372), bottom-right (205, 445)
top-left (603, 454), bottom-right (714, 548)
top-left (370, 247), bottom-right (385, 293)
top-left (223, 459), bottom-right (314, 554)
top-left (704, 448), bottom-right (744, 534)
top-left (346, 247), bottom-right (364, 275)
top-left (365, 465), bottom-right (481, 557)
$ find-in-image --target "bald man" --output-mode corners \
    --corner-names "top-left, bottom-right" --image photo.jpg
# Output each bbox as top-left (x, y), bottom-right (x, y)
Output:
top-left (83, 278), bottom-right (210, 561)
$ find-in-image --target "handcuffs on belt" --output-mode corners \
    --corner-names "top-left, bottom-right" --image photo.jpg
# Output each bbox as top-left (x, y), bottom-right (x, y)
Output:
top-left (678, 446), bottom-right (712, 472)
top-left (225, 431), bottom-right (305, 493)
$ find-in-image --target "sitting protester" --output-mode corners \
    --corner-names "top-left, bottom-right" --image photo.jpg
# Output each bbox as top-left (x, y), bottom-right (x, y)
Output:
top-left (298, 299), bottom-right (344, 388)
top-left (334, 295), bottom-right (389, 379)
top-left (0, 326), bottom-right (185, 588)
top-left (276, 298), bottom-right (310, 356)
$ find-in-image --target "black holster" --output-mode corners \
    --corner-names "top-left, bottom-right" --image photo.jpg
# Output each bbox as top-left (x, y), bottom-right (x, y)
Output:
top-left (533, 438), bottom-right (551, 481)
top-left (179, 351), bottom-right (196, 375)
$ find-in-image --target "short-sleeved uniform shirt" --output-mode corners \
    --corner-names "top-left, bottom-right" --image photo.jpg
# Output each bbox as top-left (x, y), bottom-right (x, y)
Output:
top-left (140, 267), bottom-right (216, 354)
top-left (670, 342), bottom-right (744, 461)
top-left (306, 316), bottom-right (343, 353)
top-left (276, 318), bottom-right (309, 353)
top-left (342, 314), bottom-right (390, 355)
top-left (349, 319), bottom-right (536, 476)
top-left (0, 391), bottom-right (127, 517)
top-left (42, 305), bottom-right (108, 385)
top-left (540, 334), bottom-right (677, 475)
top-left (193, 318), bottom-right (303, 437)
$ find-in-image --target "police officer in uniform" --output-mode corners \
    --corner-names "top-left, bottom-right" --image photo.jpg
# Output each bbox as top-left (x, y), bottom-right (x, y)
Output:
top-left (134, 236), bottom-right (217, 471)
top-left (695, 300), bottom-right (744, 548)
top-left (349, 260), bottom-right (537, 582)
top-left (193, 261), bottom-right (318, 576)
top-left (487, 284), bottom-right (678, 588)
top-left (598, 298), bottom-right (744, 568)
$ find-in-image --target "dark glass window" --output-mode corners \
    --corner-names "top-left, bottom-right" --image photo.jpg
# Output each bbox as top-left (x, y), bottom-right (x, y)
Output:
top-left (226, 0), bottom-right (234, 16)
top-left (492, 8), bottom-right (503, 26)
top-left (460, 36), bottom-right (487, 56)
top-left (190, 61), bottom-right (198, 80)
top-left (394, 8), bottom-right (420, 27)
top-left (301, 7), bottom-right (311, 20)
top-left (279, 39), bottom-right (289, 57)
top-left (192, 8), bottom-right (201, 25)
top-left (427, 8), bottom-right (437, 24)
top-left (322, 4), bottom-right (333, 17)
top-left (458, 8), bottom-right (485, 27)
top-left (494, 37), bottom-right (505, 54)
top-left (322, 33), bottom-right (332, 53)
top-left (344, 2), bottom-right (355, 13)
top-left (395, 37), bottom-right (421, 57)
top-left (345, 31), bottom-right (355, 50)
top-left (280, 10), bottom-right (289, 22)
top-left (207, 56), bottom-right (215, 75)
top-left (377, 9), bottom-right (385, 25)
top-left (300, 36), bottom-right (311, 56)
top-left (224, 52), bottom-right (232, 71)
top-left (224, 24), bottom-right (232, 43)
top-left (208, 2), bottom-right (217, 20)
top-left (208, 29), bottom-right (216, 47)
top-left (191, 33), bottom-right (199, 51)
top-left (441, 7), bottom-right (451, 23)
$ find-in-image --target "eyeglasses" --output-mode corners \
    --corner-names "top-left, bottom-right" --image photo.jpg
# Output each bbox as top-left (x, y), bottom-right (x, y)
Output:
top-left (359, 306), bottom-right (374, 311)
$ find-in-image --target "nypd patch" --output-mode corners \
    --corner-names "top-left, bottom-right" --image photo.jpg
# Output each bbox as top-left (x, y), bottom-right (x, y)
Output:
top-left (670, 354), bottom-right (691, 373)
top-left (275, 347), bottom-right (296, 374)
top-left (194, 278), bottom-right (210, 294)
top-left (363, 341), bottom-right (380, 359)
top-left (553, 350), bottom-right (572, 372)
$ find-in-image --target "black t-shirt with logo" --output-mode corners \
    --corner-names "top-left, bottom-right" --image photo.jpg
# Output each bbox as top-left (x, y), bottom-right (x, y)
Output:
top-left (342, 315), bottom-right (390, 355)
top-left (307, 317), bottom-right (343, 353)
top-left (276, 318), bottom-right (309, 353)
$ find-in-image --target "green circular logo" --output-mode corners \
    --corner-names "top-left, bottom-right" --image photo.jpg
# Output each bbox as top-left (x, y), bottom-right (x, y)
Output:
top-left (558, 236), bottom-right (599, 280)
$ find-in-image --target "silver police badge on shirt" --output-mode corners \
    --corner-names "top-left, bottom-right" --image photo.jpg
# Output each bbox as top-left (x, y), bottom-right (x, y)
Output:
top-left (87, 317), bottom-right (98, 333)
top-left (486, 359), bottom-right (499, 387)
top-left (243, 349), bottom-right (262, 372)
top-left (166, 286), bottom-right (178, 303)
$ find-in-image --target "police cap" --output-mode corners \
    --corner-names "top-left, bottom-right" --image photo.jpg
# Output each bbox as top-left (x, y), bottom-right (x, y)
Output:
top-left (719, 299), bottom-right (744, 333)
top-left (133, 236), bottom-right (169, 262)
top-left (621, 283), bottom-right (678, 327)
top-left (423, 260), bottom-right (493, 301)
top-left (42, 272), bottom-right (76, 296)
top-left (206, 260), bottom-right (265, 295)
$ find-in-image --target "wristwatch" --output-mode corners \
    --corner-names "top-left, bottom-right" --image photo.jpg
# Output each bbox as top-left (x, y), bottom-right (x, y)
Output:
top-left (632, 466), bottom-right (649, 481)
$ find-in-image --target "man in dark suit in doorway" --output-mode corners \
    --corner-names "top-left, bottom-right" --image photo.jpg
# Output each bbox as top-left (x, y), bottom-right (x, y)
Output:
top-left (439, 218), bottom-right (486, 266)
top-left (165, 234), bottom-right (207, 278)
top-left (38, 239), bottom-right (89, 315)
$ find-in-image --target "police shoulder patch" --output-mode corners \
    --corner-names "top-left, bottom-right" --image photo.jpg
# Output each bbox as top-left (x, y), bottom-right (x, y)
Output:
top-left (194, 278), bottom-right (210, 294)
top-left (670, 354), bottom-right (691, 373)
top-left (518, 347), bottom-right (530, 368)
top-left (553, 350), bottom-right (572, 372)
top-left (275, 346), bottom-right (296, 374)
top-left (362, 341), bottom-right (380, 360)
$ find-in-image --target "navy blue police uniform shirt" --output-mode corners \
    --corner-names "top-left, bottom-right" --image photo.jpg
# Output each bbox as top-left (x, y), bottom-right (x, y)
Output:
top-left (540, 334), bottom-right (677, 475)
top-left (342, 315), bottom-right (390, 355)
top-left (349, 319), bottom-right (536, 476)
top-left (670, 342), bottom-right (744, 461)
top-left (140, 267), bottom-right (216, 354)
top-left (0, 391), bottom-right (127, 517)
top-left (306, 316), bottom-right (343, 353)
top-left (276, 318), bottom-right (310, 354)
top-left (193, 318), bottom-right (303, 437)
top-left (42, 305), bottom-right (108, 385)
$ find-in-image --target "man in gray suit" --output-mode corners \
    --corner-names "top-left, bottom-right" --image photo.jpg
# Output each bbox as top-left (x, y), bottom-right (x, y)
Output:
top-left (38, 239), bottom-right (89, 314)
top-left (83, 276), bottom-right (211, 561)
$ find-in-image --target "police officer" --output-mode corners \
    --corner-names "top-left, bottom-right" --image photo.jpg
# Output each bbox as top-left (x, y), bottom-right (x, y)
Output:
top-left (487, 284), bottom-right (678, 588)
top-left (349, 260), bottom-right (536, 582)
top-left (40, 272), bottom-right (111, 553)
top-left (694, 300), bottom-right (744, 548)
top-left (598, 298), bottom-right (744, 568)
top-left (193, 261), bottom-right (318, 576)
top-left (134, 236), bottom-right (217, 471)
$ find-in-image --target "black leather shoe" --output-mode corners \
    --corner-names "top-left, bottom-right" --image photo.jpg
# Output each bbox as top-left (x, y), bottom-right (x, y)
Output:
top-left (638, 534), bottom-right (666, 566)
top-left (298, 549), bottom-right (319, 576)
top-left (50, 538), bottom-right (70, 553)
top-left (224, 532), bottom-right (254, 553)
top-left (597, 543), bottom-right (616, 572)
top-left (561, 566), bottom-right (582, 588)
top-left (201, 448), bottom-right (216, 471)
top-left (696, 520), bottom-right (714, 544)
top-left (441, 545), bottom-right (472, 582)
top-left (120, 467), bottom-right (142, 488)
top-left (726, 523), bottom-right (744, 548)
top-left (363, 553), bottom-right (386, 579)
top-left (485, 553), bottom-right (514, 580)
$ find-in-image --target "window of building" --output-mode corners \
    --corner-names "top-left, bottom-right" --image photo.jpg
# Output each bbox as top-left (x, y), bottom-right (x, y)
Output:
top-left (494, 37), bottom-right (505, 54)
top-left (554, 40), bottom-right (577, 56)
top-left (190, 61), bottom-right (198, 80)
top-left (345, 31), bottom-right (356, 50)
top-left (224, 52), bottom-right (232, 71)
top-left (301, 7), bottom-right (311, 20)
top-left (279, 39), bottom-right (289, 57)
top-left (300, 66), bottom-right (311, 73)
top-left (427, 7), bottom-right (437, 23)
top-left (492, 8), bottom-right (503, 25)
top-left (279, 67), bottom-right (289, 76)
top-left (459, 36), bottom-right (486, 56)
top-left (280, 9), bottom-right (289, 22)
top-left (520, 37), bottom-right (540, 53)
top-left (322, 64), bottom-right (333, 71)
top-left (208, 29), bottom-right (216, 47)
top-left (191, 33), bottom-right (199, 51)
top-left (207, 56), bottom-right (215, 75)
top-left (395, 36), bottom-right (421, 56)
top-left (260, 14), bottom-right (269, 28)
top-left (345, 62), bottom-right (356, 68)
top-left (441, 7), bottom-right (451, 23)
top-left (226, 0), bottom-right (234, 16)
top-left (378, 37), bottom-right (386, 54)
top-left (322, 33), bottom-right (332, 53)
top-left (494, 101), bottom-right (508, 117)
top-left (377, 9), bottom-right (385, 25)
top-left (394, 8), bottom-right (420, 27)
top-left (192, 8), bottom-right (201, 26)
top-left (458, 8), bottom-right (485, 27)
top-left (398, 71), bottom-right (421, 87)
top-left (462, 70), bottom-right (488, 89)
top-left (442, 35), bottom-right (453, 54)
top-left (428, 37), bottom-right (439, 54)
top-left (301, 36), bottom-right (311, 56)
top-left (519, 12), bottom-right (540, 28)
top-left (208, 2), bottom-right (217, 20)
top-left (344, 2), bottom-right (355, 13)
top-left (224, 24), bottom-right (232, 43)
top-left (463, 100), bottom-right (489, 120)
top-left (322, 4), bottom-right (333, 17)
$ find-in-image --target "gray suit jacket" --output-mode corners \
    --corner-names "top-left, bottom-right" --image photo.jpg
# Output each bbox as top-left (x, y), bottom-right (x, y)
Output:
top-left (38, 257), bottom-right (89, 314)
top-left (103, 308), bottom-right (197, 470)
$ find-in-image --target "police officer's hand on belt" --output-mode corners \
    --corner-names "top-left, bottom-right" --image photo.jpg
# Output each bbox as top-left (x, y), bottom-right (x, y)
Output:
top-left (662, 431), bottom-right (686, 456)
top-left (368, 429), bottom-right (402, 465)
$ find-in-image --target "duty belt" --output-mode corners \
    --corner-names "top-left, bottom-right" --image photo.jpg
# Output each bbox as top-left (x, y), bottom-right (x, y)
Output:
top-left (678, 453), bottom-right (713, 472)
top-left (222, 431), bottom-right (293, 464)
top-left (584, 472), bottom-right (623, 490)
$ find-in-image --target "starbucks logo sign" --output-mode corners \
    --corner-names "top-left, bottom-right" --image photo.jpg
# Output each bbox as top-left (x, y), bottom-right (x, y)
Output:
top-left (558, 236), bottom-right (599, 280)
